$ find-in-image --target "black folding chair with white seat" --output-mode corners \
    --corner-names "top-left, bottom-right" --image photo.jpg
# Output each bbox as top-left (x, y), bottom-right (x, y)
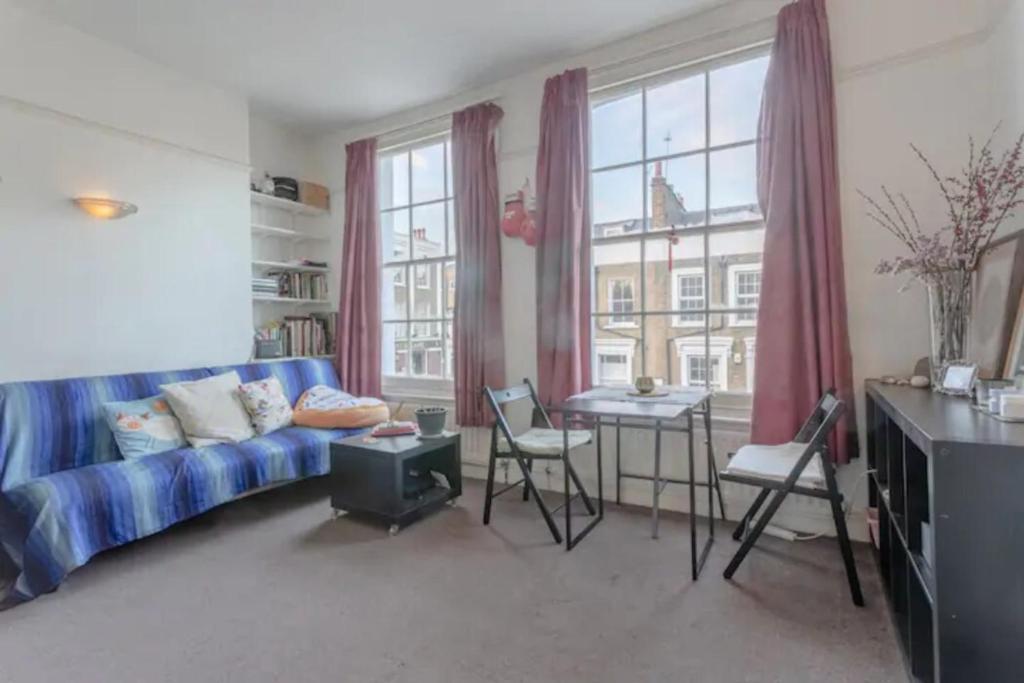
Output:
top-left (719, 390), bottom-right (864, 606)
top-left (482, 379), bottom-right (601, 549)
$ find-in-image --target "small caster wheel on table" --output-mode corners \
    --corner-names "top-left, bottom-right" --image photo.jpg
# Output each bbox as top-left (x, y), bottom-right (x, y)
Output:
top-left (331, 508), bottom-right (343, 520)
top-left (446, 497), bottom-right (459, 507)
top-left (388, 524), bottom-right (400, 537)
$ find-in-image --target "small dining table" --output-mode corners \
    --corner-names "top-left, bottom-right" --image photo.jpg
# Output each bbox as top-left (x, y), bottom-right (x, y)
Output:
top-left (549, 386), bottom-right (721, 580)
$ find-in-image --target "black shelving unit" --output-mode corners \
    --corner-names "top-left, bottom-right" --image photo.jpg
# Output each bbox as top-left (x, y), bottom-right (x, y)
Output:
top-left (866, 382), bottom-right (1024, 682)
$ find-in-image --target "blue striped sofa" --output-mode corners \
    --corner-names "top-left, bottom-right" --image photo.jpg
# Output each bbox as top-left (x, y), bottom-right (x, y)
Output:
top-left (0, 358), bottom-right (365, 605)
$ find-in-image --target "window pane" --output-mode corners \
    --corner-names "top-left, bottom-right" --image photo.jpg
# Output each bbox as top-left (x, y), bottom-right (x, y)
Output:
top-left (605, 277), bottom-right (637, 326)
top-left (381, 209), bottom-right (410, 262)
top-left (645, 73), bottom-right (705, 157)
top-left (444, 322), bottom-right (454, 380)
top-left (410, 321), bottom-right (444, 378)
top-left (382, 265), bottom-right (408, 320)
top-left (380, 151), bottom-right (409, 210)
top-left (707, 226), bottom-right (765, 311)
top-left (444, 261), bottom-right (456, 318)
top-left (592, 92), bottom-right (642, 168)
top-left (671, 271), bottom-right (706, 326)
top-left (593, 316), bottom-right (641, 385)
top-left (445, 142), bottom-right (453, 197)
top-left (646, 155), bottom-right (706, 231)
top-left (412, 202), bottom-right (446, 259)
top-left (710, 55), bottom-right (769, 146)
top-left (592, 165), bottom-right (644, 235)
top-left (446, 199), bottom-right (456, 256)
top-left (641, 231), bottom-right (703, 303)
top-left (710, 143), bottom-right (760, 224)
top-left (642, 313), bottom-right (691, 385)
top-left (412, 142), bottom-right (446, 204)
top-left (382, 322), bottom-right (409, 377)
top-left (411, 263), bottom-right (442, 319)
top-left (668, 326), bottom-right (734, 391)
top-left (594, 239), bottom-right (642, 318)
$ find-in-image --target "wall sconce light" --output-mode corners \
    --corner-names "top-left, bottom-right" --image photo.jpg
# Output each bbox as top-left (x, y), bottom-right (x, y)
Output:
top-left (73, 197), bottom-right (138, 220)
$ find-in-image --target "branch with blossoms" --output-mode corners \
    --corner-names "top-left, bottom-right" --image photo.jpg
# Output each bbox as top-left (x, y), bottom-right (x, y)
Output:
top-left (860, 126), bottom-right (1024, 283)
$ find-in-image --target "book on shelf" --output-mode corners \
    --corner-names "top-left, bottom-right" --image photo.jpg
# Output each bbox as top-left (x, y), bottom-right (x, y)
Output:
top-left (255, 312), bottom-right (337, 357)
top-left (266, 271), bottom-right (329, 300)
top-left (252, 277), bottom-right (279, 296)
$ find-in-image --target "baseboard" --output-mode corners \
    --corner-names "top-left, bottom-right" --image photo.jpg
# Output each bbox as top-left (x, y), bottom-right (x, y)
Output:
top-left (460, 460), bottom-right (871, 543)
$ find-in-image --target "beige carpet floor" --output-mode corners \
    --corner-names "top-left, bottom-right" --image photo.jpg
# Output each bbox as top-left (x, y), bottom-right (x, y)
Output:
top-left (0, 478), bottom-right (904, 683)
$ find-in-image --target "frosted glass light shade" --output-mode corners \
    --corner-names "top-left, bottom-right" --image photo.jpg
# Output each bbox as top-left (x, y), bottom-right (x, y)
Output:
top-left (73, 197), bottom-right (138, 219)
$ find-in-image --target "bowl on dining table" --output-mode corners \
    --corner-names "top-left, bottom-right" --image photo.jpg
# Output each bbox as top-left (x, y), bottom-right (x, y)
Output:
top-left (634, 376), bottom-right (656, 395)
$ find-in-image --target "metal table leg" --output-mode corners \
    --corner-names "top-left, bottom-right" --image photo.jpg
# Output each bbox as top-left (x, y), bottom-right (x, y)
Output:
top-left (615, 417), bottom-right (621, 505)
top-left (688, 411), bottom-right (697, 580)
top-left (705, 401), bottom-right (715, 539)
top-left (652, 419), bottom-right (662, 539)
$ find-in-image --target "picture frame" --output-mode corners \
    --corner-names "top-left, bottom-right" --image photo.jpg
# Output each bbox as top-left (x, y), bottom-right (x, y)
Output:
top-left (1003, 284), bottom-right (1024, 379)
top-left (936, 361), bottom-right (980, 396)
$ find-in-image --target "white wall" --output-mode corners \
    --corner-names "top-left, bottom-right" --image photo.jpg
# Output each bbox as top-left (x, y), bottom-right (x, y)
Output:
top-left (249, 115), bottom-right (326, 188)
top-left (0, 1), bottom-right (252, 381)
top-left (990, 0), bottom-right (1024, 131)
top-left (314, 0), bottom-right (1024, 538)
top-left (248, 113), bottom-right (340, 328)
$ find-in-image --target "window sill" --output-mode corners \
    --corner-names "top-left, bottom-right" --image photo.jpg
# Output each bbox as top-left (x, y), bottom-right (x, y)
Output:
top-left (381, 377), bottom-right (454, 405)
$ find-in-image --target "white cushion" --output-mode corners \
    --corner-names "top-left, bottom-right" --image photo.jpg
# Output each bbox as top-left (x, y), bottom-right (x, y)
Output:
top-left (723, 442), bottom-right (826, 488)
top-left (161, 371), bottom-right (256, 448)
top-left (497, 427), bottom-right (592, 456)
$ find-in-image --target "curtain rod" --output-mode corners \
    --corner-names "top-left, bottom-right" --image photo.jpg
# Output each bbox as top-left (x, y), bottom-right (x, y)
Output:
top-left (366, 95), bottom-right (502, 151)
top-left (589, 17), bottom-right (776, 93)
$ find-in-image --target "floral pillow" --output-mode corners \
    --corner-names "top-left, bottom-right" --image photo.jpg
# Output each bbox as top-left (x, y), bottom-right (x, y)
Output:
top-left (102, 395), bottom-right (188, 459)
top-left (238, 376), bottom-right (293, 435)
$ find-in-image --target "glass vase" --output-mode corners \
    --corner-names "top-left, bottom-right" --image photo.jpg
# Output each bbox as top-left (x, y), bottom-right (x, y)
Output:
top-left (927, 269), bottom-right (973, 388)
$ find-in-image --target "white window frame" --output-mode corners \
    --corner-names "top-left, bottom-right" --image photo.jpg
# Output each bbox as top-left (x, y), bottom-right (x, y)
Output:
top-left (379, 132), bottom-right (455, 397)
top-left (674, 336), bottom-right (731, 391)
top-left (594, 338), bottom-right (637, 386)
top-left (744, 336), bottom-right (756, 392)
top-left (671, 267), bottom-right (706, 328)
top-left (606, 277), bottom-right (637, 328)
top-left (589, 44), bottom-right (769, 402)
top-left (728, 263), bottom-right (761, 327)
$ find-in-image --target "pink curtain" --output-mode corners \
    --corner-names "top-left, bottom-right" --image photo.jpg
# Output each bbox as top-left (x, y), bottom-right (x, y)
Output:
top-left (535, 68), bottom-right (592, 409)
top-left (335, 138), bottom-right (382, 398)
top-left (751, 0), bottom-right (856, 463)
top-left (452, 102), bottom-right (506, 426)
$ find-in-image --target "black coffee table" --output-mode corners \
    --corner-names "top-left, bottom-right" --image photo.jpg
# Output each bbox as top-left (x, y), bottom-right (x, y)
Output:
top-left (329, 432), bottom-right (462, 535)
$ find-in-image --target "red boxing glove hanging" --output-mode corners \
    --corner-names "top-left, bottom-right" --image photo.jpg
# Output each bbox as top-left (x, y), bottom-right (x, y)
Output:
top-left (502, 190), bottom-right (526, 238)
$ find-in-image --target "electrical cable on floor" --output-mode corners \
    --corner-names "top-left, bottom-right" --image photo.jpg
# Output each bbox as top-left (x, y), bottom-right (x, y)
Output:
top-left (773, 467), bottom-right (877, 542)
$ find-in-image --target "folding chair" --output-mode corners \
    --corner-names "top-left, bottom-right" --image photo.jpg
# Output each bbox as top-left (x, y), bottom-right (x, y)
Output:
top-left (719, 390), bottom-right (864, 606)
top-left (482, 379), bottom-right (600, 548)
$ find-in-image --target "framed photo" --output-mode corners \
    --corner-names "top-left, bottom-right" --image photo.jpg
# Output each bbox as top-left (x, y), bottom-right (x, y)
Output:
top-left (1003, 285), bottom-right (1024, 378)
top-left (937, 361), bottom-right (979, 396)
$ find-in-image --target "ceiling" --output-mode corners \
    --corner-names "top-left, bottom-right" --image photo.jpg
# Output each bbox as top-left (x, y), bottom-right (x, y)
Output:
top-left (16, 0), bottom-right (722, 131)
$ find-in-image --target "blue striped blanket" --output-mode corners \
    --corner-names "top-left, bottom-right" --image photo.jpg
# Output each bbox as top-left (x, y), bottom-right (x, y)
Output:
top-left (0, 359), bottom-right (363, 605)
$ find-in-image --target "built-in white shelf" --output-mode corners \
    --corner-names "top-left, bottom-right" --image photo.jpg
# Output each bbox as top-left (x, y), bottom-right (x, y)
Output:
top-left (251, 260), bottom-right (330, 273)
top-left (250, 191), bottom-right (327, 216)
top-left (252, 296), bottom-right (332, 305)
top-left (251, 223), bottom-right (330, 241)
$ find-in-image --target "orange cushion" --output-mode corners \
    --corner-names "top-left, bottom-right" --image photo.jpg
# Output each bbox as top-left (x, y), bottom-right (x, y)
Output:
top-left (292, 390), bottom-right (390, 429)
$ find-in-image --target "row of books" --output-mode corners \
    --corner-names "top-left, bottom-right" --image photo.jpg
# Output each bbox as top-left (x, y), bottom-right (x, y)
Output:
top-left (273, 271), bottom-right (329, 300)
top-left (255, 313), bottom-right (337, 358)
